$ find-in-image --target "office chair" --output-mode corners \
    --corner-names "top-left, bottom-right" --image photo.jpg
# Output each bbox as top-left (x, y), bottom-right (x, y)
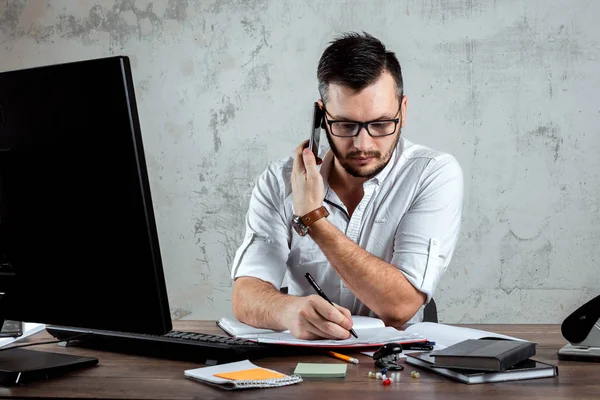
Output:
top-left (423, 299), bottom-right (438, 323)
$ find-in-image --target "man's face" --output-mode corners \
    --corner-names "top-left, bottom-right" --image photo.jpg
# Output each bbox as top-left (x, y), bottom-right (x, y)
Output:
top-left (322, 71), bottom-right (407, 179)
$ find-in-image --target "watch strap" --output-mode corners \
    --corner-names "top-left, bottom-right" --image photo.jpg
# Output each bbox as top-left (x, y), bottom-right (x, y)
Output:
top-left (300, 206), bottom-right (329, 227)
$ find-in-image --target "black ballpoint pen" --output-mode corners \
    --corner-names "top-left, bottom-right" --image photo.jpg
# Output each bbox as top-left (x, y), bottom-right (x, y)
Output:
top-left (305, 272), bottom-right (358, 338)
top-left (402, 344), bottom-right (434, 351)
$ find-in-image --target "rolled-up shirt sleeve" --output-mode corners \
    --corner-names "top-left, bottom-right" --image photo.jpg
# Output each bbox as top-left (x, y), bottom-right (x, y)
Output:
top-left (391, 154), bottom-right (464, 303)
top-left (231, 164), bottom-right (291, 290)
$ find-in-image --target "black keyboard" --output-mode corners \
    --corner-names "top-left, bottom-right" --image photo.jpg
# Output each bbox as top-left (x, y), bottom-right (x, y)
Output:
top-left (46, 326), bottom-right (306, 365)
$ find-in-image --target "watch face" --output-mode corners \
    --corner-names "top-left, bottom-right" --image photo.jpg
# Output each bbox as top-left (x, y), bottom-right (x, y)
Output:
top-left (292, 215), bottom-right (309, 236)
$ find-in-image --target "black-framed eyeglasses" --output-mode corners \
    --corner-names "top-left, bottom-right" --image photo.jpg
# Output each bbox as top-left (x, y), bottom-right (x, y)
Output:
top-left (322, 106), bottom-right (402, 138)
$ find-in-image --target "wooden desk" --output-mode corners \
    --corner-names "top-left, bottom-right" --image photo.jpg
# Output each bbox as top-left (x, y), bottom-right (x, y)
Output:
top-left (0, 322), bottom-right (598, 399)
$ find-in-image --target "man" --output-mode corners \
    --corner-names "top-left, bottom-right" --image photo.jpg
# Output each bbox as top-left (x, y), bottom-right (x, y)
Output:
top-left (230, 32), bottom-right (464, 340)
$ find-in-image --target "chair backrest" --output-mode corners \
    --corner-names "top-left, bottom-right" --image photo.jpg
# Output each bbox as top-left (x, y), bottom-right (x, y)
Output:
top-left (423, 298), bottom-right (438, 323)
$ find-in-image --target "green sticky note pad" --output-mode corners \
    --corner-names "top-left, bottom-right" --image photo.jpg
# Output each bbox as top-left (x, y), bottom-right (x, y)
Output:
top-left (293, 363), bottom-right (347, 379)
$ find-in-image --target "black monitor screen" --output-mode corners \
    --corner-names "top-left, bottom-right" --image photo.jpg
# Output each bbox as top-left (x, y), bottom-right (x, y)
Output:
top-left (0, 56), bottom-right (172, 335)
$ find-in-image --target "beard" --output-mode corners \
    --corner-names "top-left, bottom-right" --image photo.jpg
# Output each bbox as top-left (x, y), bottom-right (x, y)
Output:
top-left (325, 129), bottom-right (401, 179)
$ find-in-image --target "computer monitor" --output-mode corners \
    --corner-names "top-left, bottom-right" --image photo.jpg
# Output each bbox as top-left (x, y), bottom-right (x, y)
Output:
top-left (0, 56), bottom-right (173, 378)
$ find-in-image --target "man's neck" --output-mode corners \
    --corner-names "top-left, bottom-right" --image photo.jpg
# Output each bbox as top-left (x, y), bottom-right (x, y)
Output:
top-left (329, 158), bottom-right (368, 191)
top-left (328, 159), bottom-right (367, 216)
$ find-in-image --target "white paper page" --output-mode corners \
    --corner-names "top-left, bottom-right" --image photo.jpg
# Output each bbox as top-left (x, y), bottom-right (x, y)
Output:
top-left (0, 323), bottom-right (45, 348)
top-left (223, 316), bottom-right (385, 338)
top-left (246, 326), bottom-right (424, 347)
top-left (404, 322), bottom-right (526, 347)
top-left (218, 318), bottom-right (282, 336)
top-left (351, 316), bottom-right (386, 330)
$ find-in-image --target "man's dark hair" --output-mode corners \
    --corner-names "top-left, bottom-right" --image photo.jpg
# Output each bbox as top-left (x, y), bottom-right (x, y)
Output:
top-left (317, 31), bottom-right (403, 104)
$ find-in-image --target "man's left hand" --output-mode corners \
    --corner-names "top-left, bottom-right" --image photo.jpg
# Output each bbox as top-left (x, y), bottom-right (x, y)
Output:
top-left (291, 140), bottom-right (324, 216)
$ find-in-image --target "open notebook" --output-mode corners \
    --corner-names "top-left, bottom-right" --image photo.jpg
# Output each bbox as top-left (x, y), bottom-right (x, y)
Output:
top-left (185, 359), bottom-right (303, 390)
top-left (217, 316), bottom-right (426, 348)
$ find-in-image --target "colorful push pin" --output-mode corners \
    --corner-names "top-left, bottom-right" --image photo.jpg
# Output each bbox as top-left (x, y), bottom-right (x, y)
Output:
top-left (368, 371), bottom-right (376, 379)
top-left (382, 378), bottom-right (392, 386)
top-left (376, 372), bottom-right (382, 379)
top-left (381, 367), bottom-right (388, 375)
top-left (411, 371), bottom-right (420, 379)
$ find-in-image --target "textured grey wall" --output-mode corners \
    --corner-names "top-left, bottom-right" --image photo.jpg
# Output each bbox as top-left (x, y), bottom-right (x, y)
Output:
top-left (1, 0), bottom-right (598, 323)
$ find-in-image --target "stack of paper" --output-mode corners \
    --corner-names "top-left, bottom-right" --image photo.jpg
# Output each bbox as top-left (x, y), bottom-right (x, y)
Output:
top-left (360, 322), bottom-right (529, 358)
top-left (217, 316), bottom-right (426, 347)
top-left (402, 322), bottom-right (529, 347)
top-left (398, 323), bottom-right (558, 384)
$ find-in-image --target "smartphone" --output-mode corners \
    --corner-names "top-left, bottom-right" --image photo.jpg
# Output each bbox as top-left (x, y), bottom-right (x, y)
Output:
top-left (309, 102), bottom-right (324, 159)
top-left (0, 320), bottom-right (22, 338)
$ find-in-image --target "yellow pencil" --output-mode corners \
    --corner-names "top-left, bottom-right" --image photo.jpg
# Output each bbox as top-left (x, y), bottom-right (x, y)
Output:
top-left (327, 351), bottom-right (359, 364)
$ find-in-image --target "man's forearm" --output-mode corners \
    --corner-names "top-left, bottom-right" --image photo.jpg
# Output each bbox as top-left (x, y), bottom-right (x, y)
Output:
top-left (308, 219), bottom-right (426, 327)
top-left (232, 277), bottom-right (292, 331)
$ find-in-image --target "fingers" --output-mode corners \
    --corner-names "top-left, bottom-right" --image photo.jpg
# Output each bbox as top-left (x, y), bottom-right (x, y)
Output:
top-left (302, 148), bottom-right (319, 177)
top-left (308, 295), bottom-right (352, 338)
top-left (292, 140), bottom-right (308, 175)
top-left (311, 296), bottom-right (352, 331)
top-left (299, 302), bottom-right (351, 340)
top-left (293, 140), bottom-right (323, 173)
top-left (306, 315), bottom-right (351, 340)
top-left (289, 295), bottom-right (353, 340)
top-left (333, 303), bottom-right (353, 323)
top-left (290, 139), bottom-right (325, 217)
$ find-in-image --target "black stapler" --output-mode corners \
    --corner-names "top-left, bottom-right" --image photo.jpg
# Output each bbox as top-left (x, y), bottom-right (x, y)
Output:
top-left (557, 294), bottom-right (600, 362)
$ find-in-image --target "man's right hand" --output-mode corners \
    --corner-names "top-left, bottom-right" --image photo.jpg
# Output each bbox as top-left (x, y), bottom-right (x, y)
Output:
top-left (281, 294), bottom-right (354, 340)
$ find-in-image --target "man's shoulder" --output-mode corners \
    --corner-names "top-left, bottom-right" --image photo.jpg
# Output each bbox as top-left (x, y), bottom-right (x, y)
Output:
top-left (401, 138), bottom-right (456, 162)
top-left (253, 155), bottom-right (294, 196)
top-left (262, 155), bottom-right (294, 179)
top-left (400, 138), bottom-right (462, 173)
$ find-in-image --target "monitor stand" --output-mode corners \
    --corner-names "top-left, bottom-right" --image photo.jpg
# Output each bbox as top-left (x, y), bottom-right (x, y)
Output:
top-left (0, 317), bottom-right (99, 385)
top-left (0, 346), bottom-right (99, 385)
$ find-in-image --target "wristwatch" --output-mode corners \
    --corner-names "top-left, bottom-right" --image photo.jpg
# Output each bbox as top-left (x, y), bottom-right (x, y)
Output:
top-left (291, 206), bottom-right (330, 236)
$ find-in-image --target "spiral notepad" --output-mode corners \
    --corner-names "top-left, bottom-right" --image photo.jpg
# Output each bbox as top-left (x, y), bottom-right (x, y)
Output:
top-left (184, 360), bottom-right (303, 390)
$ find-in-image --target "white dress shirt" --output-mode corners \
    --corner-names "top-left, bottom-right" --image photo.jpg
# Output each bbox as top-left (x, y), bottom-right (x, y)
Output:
top-left (231, 137), bottom-right (464, 324)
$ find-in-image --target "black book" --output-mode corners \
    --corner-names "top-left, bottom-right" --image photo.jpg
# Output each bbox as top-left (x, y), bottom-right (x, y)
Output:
top-left (405, 351), bottom-right (558, 384)
top-left (430, 339), bottom-right (536, 371)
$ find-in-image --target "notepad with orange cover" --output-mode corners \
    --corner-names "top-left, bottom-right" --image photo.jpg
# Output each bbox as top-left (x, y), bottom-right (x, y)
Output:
top-left (184, 359), bottom-right (302, 390)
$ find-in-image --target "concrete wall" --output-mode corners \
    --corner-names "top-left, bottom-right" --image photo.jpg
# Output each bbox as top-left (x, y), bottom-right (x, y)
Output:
top-left (1, 0), bottom-right (598, 323)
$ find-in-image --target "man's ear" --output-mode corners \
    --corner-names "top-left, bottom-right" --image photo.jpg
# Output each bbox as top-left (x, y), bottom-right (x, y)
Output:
top-left (317, 99), bottom-right (326, 129)
top-left (317, 99), bottom-right (327, 129)
top-left (400, 95), bottom-right (408, 128)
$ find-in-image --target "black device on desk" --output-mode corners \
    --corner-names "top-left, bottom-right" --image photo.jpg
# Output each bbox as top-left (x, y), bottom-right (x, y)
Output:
top-left (558, 294), bottom-right (600, 362)
top-left (0, 56), bottom-right (285, 384)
